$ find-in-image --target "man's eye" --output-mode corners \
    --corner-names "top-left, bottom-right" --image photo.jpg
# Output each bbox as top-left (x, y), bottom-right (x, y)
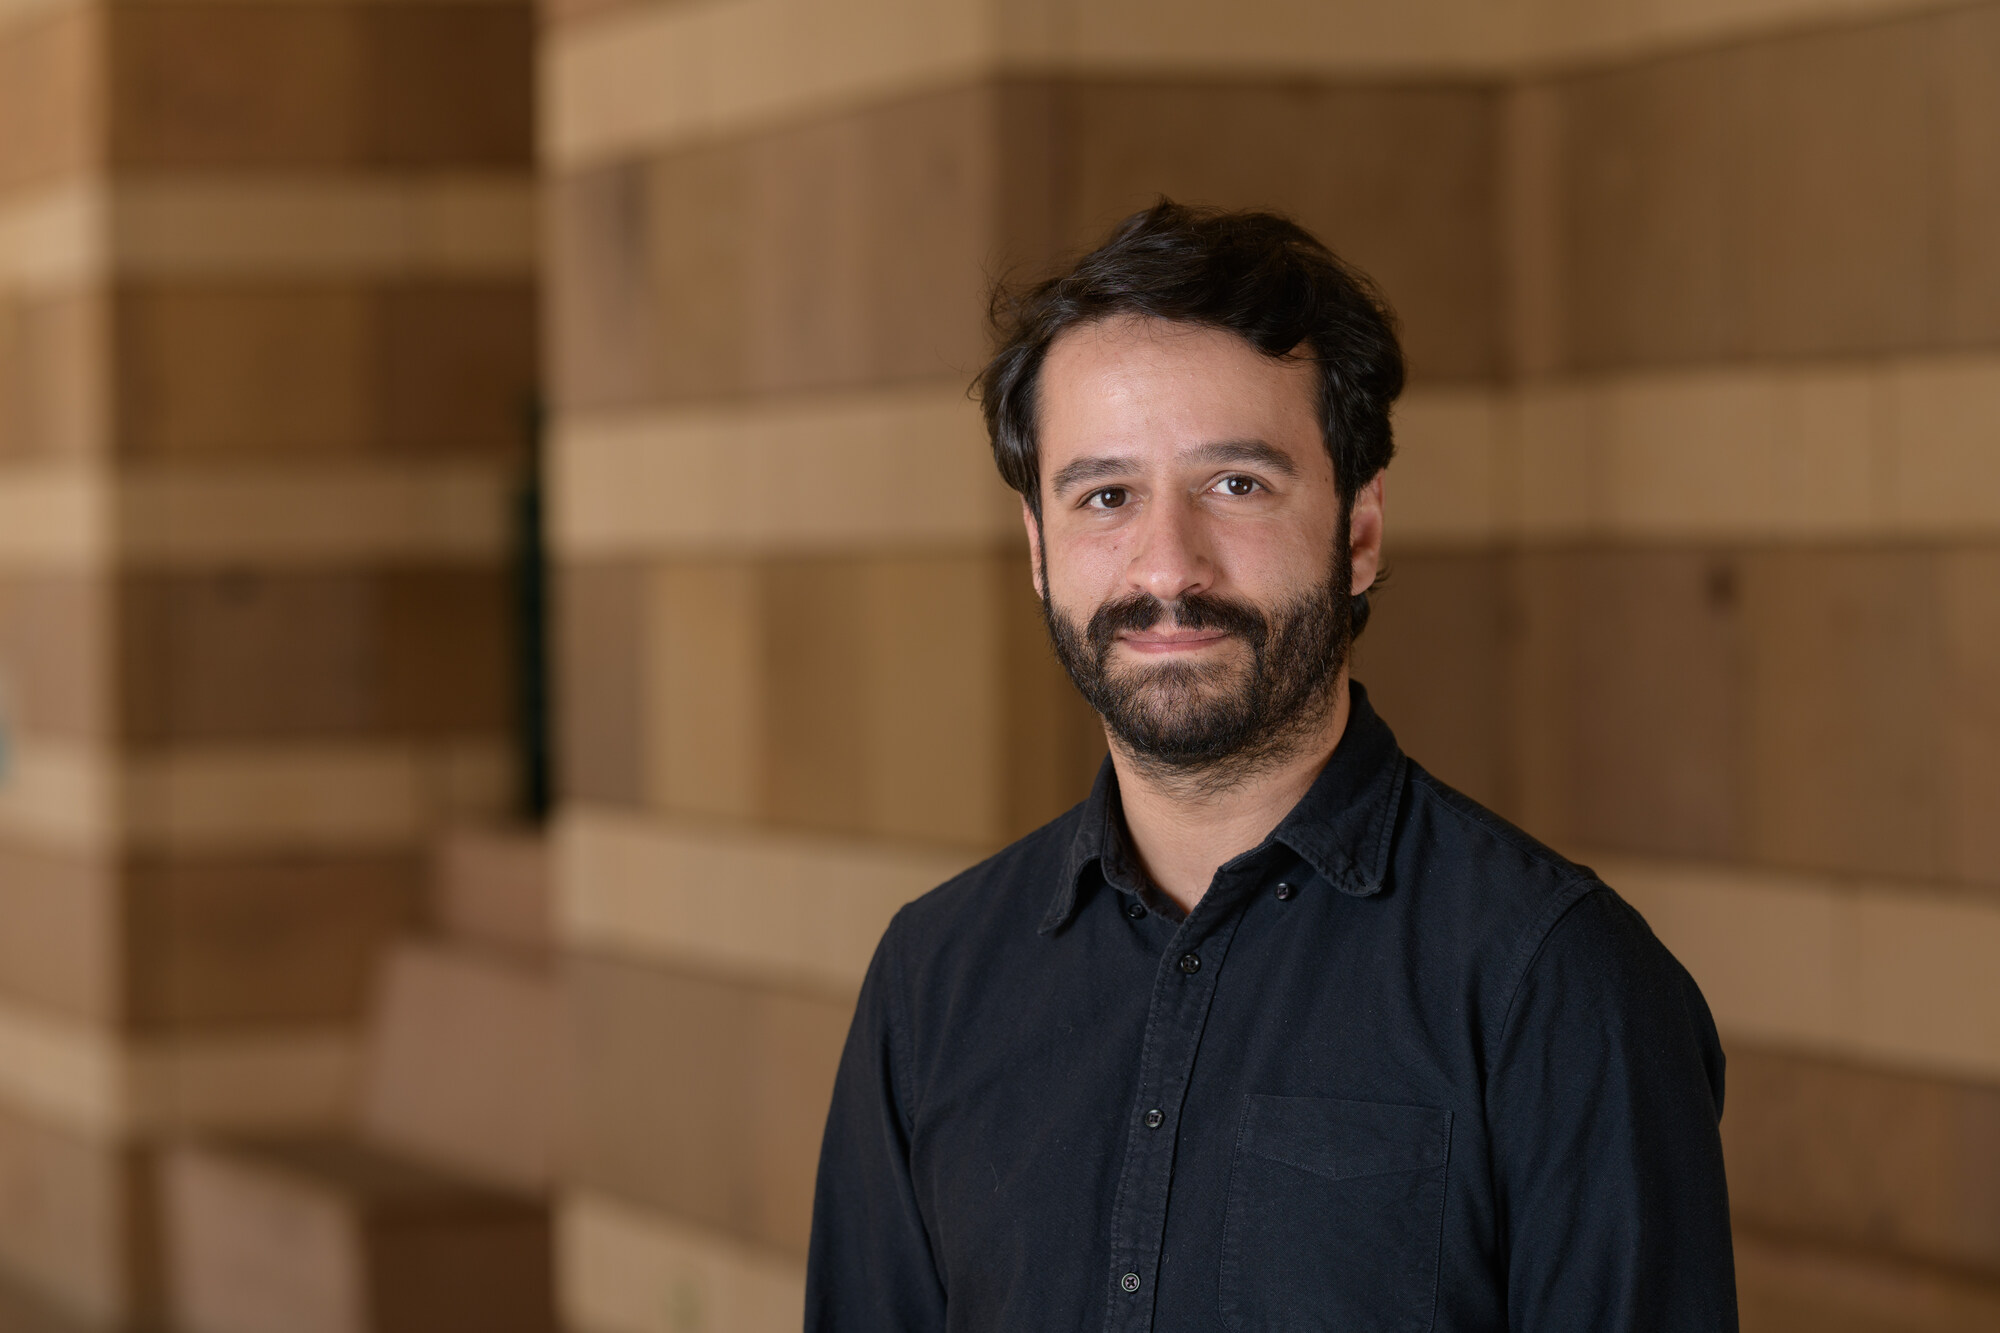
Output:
top-left (1086, 488), bottom-right (1128, 509)
top-left (1214, 476), bottom-right (1261, 497)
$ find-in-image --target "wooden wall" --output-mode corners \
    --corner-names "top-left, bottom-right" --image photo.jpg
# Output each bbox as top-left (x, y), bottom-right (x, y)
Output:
top-left (0, 0), bottom-right (535, 1322)
top-left (542, 2), bottom-right (2000, 1331)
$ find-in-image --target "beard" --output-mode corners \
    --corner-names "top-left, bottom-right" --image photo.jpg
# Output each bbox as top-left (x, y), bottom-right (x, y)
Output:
top-left (1040, 542), bottom-right (1353, 790)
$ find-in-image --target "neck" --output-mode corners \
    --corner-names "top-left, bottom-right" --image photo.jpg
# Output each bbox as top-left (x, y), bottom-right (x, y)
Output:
top-left (1111, 674), bottom-right (1351, 915)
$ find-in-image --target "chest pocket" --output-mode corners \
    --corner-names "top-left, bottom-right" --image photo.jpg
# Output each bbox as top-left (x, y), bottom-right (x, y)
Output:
top-left (1218, 1094), bottom-right (1450, 1333)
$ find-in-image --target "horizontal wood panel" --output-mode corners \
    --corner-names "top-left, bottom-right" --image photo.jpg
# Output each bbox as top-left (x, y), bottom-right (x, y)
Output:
top-left (0, 6), bottom-right (96, 197)
top-left (1736, 1225), bottom-right (2000, 1332)
top-left (162, 1137), bottom-right (554, 1333)
top-left (556, 551), bottom-right (1103, 846)
top-left (1725, 1044), bottom-right (2000, 1280)
top-left (547, 88), bottom-right (999, 412)
top-left (1606, 855), bottom-right (2000, 1084)
top-left (0, 839), bottom-right (421, 1032)
top-left (105, 1), bottom-right (532, 171)
top-left (0, 1097), bottom-right (140, 1328)
top-left (358, 940), bottom-right (560, 1192)
top-left (0, 290), bottom-right (106, 462)
top-left (112, 280), bottom-right (536, 461)
top-left (556, 808), bottom-right (972, 994)
top-left (0, 1002), bottom-right (359, 1139)
top-left (0, 568), bottom-right (109, 740)
top-left (117, 563), bottom-right (511, 745)
top-left (1551, 4), bottom-right (2000, 371)
top-left (558, 1191), bottom-right (803, 1333)
top-left (0, 736), bottom-right (510, 853)
top-left (0, 462), bottom-right (514, 573)
top-left (0, 839), bottom-right (114, 1024)
top-left (0, 177), bottom-right (535, 290)
top-left (552, 385), bottom-right (1014, 558)
top-left (1500, 544), bottom-right (2000, 886)
top-left (548, 353), bottom-right (2000, 559)
top-left (542, 0), bottom-right (1975, 162)
top-left (564, 952), bottom-right (849, 1258)
top-left (122, 849), bottom-right (422, 1032)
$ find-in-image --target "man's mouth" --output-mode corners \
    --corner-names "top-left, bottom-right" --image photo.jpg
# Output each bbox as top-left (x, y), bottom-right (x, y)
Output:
top-left (1114, 629), bottom-right (1235, 655)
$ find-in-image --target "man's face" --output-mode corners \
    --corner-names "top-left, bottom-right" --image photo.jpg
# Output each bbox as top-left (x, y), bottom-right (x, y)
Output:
top-left (1026, 315), bottom-right (1383, 782)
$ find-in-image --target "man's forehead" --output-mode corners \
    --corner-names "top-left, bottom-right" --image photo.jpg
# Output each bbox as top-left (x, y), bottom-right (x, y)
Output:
top-left (1044, 312), bottom-right (1301, 372)
top-left (1038, 315), bottom-right (1324, 471)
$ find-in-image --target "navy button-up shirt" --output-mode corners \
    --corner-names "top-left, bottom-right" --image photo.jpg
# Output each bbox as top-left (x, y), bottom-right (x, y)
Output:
top-left (807, 686), bottom-right (1736, 1331)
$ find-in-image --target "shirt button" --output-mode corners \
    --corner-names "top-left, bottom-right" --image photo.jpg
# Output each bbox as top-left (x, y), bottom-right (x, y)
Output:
top-left (1144, 1109), bottom-right (1164, 1129)
top-left (1120, 1272), bottom-right (1141, 1293)
top-left (1275, 881), bottom-right (1297, 901)
top-left (1178, 952), bottom-right (1201, 975)
top-left (1125, 901), bottom-right (1146, 919)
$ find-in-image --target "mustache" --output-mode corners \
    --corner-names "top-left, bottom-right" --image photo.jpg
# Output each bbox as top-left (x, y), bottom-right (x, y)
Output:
top-left (1085, 590), bottom-right (1270, 657)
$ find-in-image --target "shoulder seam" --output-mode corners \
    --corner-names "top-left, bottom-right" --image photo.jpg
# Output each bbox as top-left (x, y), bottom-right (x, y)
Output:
top-left (1487, 879), bottom-right (1610, 1076)
top-left (1407, 766), bottom-right (1585, 883)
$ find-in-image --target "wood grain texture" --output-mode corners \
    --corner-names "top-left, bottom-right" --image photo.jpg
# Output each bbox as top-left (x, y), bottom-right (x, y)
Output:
top-left (555, 808), bottom-right (975, 995)
top-left (565, 952), bottom-right (849, 1259)
top-left (118, 565), bottom-right (511, 745)
top-left (0, 1098), bottom-right (147, 1330)
top-left (558, 1191), bottom-right (804, 1333)
top-left (105, 2), bottom-right (531, 171)
top-left (162, 1137), bottom-right (554, 1333)
top-left (122, 851), bottom-right (422, 1031)
top-left (548, 85), bottom-right (996, 412)
top-left (1736, 1226), bottom-right (2000, 1332)
top-left (0, 569), bottom-right (109, 741)
top-left (113, 281), bottom-right (534, 460)
top-left (1725, 1044), bottom-right (2000, 1279)
top-left (0, 838), bottom-right (115, 1023)
top-left (1554, 6), bottom-right (2000, 372)
top-left (0, 290), bottom-right (107, 462)
top-left (0, 6), bottom-right (97, 195)
top-left (358, 941), bottom-right (558, 1192)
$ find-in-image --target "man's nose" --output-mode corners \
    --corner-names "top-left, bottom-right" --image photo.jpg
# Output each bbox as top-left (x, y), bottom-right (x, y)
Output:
top-left (1126, 496), bottom-right (1214, 604)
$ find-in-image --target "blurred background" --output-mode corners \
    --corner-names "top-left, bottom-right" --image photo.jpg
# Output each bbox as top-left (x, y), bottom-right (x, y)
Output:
top-left (0, 0), bottom-right (1997, 1329)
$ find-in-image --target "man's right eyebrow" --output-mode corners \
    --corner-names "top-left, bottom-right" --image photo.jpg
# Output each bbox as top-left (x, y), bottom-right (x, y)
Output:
top-left (1049, 455), bottom-right (1139, 494)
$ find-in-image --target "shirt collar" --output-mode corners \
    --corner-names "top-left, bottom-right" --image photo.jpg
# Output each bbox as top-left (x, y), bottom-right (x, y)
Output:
top-left (1040, 682), bottom-right (1409, 935)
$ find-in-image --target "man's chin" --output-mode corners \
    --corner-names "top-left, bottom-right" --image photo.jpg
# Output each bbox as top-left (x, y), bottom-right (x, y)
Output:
top-left (1102, 660), bottom-right (1248, 708)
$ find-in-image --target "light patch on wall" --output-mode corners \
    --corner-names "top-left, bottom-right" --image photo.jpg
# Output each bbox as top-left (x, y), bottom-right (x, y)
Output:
top-left (556, 807), bottom-right (973, 996)
top-left (559, 1191), bottom-right (805, 1333)
top-left (0, 999), bottom-right (358, 1139)
top-left (0, 737), bottom-right (511, 853)
top-left (551, 356), bottom-right (2000, 559)
top-left (551, 381), bottom-right (1018, 558)
top-left (0, 177), bottom-right (536, 290)
top-left (1600, 853), bottom-right (2000, 1086)
top-left (0, 462), bottom-right (511, 574)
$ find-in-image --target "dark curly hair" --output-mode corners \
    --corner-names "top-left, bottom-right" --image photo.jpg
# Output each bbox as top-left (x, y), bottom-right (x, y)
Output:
top-left (976, 199), bottom-right (1405, 523)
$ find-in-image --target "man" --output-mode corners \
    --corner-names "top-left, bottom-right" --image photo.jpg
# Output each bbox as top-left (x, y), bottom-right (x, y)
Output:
top-left (807, 202), bottom-right (1735, 1331)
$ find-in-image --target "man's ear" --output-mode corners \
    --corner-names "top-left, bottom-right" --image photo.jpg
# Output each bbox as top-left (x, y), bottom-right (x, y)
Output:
top-left (1348, 471), bottom-right (1386, 595)
top-left (1022, 498), bottom-right (1046, 600)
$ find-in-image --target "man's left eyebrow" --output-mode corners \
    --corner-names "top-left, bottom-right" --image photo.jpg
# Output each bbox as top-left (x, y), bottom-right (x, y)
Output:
top-left (1185, 440), bottom-right (1298, 476)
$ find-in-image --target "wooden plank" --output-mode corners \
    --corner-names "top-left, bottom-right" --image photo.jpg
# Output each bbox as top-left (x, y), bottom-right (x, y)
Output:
top-left (163, 1137), bottom-right (554, 1333)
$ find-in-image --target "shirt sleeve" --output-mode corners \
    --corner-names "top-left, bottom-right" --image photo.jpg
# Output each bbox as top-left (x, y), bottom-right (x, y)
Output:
top-left (1486, 886), bottom-right (1738, 1332)
top-left (805, 911), bottom-right (947, 1332)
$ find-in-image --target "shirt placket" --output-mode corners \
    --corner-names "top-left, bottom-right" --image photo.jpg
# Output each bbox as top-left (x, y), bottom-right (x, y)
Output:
top-left (1100, 886), bottom-right (1250, 1333)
